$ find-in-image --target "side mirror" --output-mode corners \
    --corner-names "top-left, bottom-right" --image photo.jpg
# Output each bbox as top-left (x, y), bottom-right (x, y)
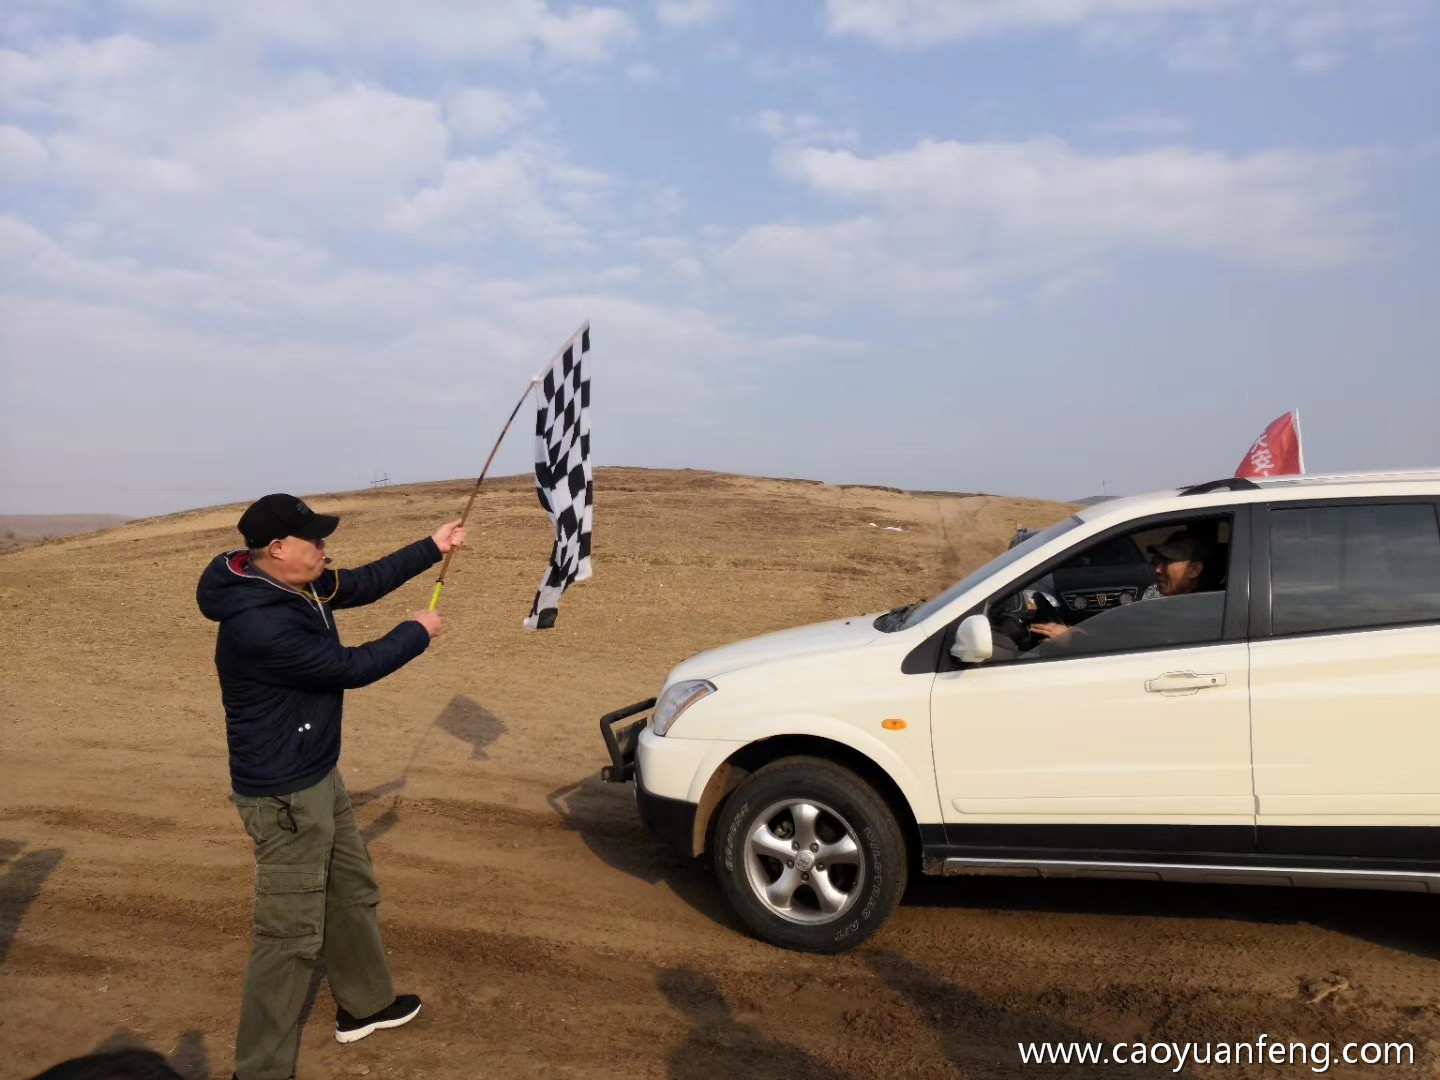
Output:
top-left (950, 613), bottom-right (993, 665)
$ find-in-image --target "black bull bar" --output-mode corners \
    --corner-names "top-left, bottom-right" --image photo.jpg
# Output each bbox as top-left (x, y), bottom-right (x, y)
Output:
top-left (599, 698), bottom-right (656, 783)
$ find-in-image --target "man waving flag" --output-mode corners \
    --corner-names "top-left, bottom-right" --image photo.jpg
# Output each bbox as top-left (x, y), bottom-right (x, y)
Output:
top-left (525, 324), bottom-right (593, 630)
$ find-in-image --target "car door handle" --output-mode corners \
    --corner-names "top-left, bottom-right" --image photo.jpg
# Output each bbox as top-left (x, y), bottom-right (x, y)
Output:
top-left (1144, 671), bottom-right (1227, 695)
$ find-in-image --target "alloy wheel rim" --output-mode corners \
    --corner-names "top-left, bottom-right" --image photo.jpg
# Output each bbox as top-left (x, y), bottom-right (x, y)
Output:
top-left (743, 798), bottom-right (865, 925)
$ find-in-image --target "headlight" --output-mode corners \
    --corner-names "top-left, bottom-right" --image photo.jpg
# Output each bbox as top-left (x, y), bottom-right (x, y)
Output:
top-left (651, 680), bottom-right (715, 736)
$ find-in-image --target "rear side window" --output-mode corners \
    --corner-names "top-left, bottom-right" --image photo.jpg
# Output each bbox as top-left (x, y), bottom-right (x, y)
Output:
top-left (1269, 503), bottom-right (1440, 636)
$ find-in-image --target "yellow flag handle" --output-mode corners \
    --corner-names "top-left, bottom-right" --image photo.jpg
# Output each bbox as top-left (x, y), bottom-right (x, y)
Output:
top-left (427, 543), bottom-right (459, 611)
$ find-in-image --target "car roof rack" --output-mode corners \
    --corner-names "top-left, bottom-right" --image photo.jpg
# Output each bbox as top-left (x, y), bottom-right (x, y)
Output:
top-left (1179, 477), bottom-right (1260, 496)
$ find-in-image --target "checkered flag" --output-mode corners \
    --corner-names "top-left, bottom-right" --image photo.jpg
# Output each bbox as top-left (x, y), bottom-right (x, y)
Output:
top-left (524, 323), bottom-right (593, 630)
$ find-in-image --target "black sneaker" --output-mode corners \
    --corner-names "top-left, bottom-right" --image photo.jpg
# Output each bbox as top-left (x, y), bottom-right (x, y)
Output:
top-left (335, 994), bottom-right (422, 1044)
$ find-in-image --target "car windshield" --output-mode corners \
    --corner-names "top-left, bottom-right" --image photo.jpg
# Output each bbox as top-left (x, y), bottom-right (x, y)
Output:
top-left (877, 515), bottom-right (1083, 632)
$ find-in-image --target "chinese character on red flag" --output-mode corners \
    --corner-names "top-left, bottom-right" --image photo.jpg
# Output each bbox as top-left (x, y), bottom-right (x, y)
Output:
top-left (1236, 410), bottom-right (1305, 478)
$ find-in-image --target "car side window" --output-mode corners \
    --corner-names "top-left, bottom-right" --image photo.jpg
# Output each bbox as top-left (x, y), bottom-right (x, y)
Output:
top-left (1269, 503), bottom-right (1440, 636)
top-left (1025, 592), bottom-right (1226, 660)
top-left (986, 514), bottom-right (1233, 663)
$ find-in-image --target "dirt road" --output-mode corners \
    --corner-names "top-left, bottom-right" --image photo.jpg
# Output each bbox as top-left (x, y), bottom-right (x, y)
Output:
top-left (1, 470), bottom-right (1434, 1078)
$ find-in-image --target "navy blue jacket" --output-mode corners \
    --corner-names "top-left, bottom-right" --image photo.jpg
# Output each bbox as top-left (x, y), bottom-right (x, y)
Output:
top-left (196, 538), bottom-right (441, 796)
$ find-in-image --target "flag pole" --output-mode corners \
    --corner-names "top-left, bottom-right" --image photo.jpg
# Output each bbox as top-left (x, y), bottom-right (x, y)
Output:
top-left (427, 375), bottom-right (542, 612)
top-left (426, 321), bottom-right (589, 612)
top-left (1292, 408), bottom-right (1306, 474)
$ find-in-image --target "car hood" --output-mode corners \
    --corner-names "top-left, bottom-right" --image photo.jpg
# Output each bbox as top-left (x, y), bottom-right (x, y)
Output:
top-left (666, 614), bottom-right (886, 683)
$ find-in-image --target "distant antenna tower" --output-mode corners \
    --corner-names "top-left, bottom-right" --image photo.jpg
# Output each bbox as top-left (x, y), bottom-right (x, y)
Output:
top-left (370, 472), bottom-right (390, 489)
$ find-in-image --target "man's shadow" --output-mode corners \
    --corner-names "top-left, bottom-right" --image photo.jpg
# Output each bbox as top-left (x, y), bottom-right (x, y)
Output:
top-left (547, 776), bottom-right (741, 932)
top-left (659, 968), bottom-right (859, 1080)
top-left (866, 949), bottom-right (1193, 1079)
top-left (30, 1029), bottom-right (209, 1080)
top-left (2, 838), bottom-right (65, 964)
top-left (903, 874), bottom-right (1440, 962)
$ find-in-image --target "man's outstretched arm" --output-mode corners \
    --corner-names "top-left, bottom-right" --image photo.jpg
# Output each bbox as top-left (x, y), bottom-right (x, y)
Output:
top-left (241, 609), bottom-right (444, 690)
top-left (328, 521), bottom-right (466, 609)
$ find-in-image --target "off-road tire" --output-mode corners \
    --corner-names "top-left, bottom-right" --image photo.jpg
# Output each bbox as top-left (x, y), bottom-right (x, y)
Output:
top-left (713, 756), bottom-right (907, 953)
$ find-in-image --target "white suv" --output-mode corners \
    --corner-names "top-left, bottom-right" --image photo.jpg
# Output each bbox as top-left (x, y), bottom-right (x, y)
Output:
top-left (600, 472), bottom-right (1440, 953)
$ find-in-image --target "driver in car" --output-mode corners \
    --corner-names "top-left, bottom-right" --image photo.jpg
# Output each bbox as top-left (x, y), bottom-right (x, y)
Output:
top-left (1030, 529), bottom-right (1217, 643)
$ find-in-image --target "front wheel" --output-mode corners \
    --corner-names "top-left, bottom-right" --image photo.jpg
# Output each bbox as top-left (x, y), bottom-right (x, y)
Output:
top-left (713, 756), bottom-right (907, 953)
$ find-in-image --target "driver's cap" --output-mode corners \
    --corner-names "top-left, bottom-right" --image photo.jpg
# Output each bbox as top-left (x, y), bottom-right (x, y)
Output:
top-left (1148, 530), bottom-right (1210, 564)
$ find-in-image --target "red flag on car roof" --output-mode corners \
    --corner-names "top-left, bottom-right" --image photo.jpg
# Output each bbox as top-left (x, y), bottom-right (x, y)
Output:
top-left (1235, 410), bottom-right (1305, 478)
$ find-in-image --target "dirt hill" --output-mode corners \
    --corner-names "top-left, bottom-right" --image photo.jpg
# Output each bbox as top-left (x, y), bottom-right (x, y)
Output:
top-left (0, 514), bottom-right (133, 554)
top-left (0, 468), bottom-right (1432, 1079)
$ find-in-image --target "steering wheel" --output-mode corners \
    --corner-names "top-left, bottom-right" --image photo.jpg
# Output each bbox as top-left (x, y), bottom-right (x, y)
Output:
top-left (1031, 591), bottom-right (1066, 626)
top-left (990, 590), bottom-right (1068, 654)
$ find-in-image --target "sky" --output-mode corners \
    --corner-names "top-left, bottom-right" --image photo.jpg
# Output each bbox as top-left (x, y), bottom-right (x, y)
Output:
top-left (2, 0), bottom-right (1438, 516)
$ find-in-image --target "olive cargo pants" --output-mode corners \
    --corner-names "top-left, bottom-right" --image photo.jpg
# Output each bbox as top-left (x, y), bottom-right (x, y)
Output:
top-left (232, 769), bottom-right (394, 1080)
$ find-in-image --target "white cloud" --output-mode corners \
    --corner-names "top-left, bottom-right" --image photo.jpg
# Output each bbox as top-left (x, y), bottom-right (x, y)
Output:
top-left (386, 146), bottom-right (608, 246)
top-left (0, 215), bottom-right (856, 511)
top-left (0, 34), bottom-right (160, 114)
top-left (632, 235), bottom-right (705, 281)
top-left (446, 87), bottom-right (545, 139)
top-left (783, 139), bottom-right (1372, 265)
top-left (823, 0), bottom-right (1427, 70)
top-left (624, 63), bottom-right (663, 85)
top-left (747, 52), bottom-right (834, 81)
top-left (719, 137), bottom-right (1374, 309)
top-left (826, 0), bottom-right (1211, 44)
top-left (1292, 50), bottom-right (1345, 74)
top-left (749, 110), bottom-right (858, 146)
top-left (0, 123), bottom-right (47, 176)
top-left (0, 1), bottom-right (96, 42)
top-left (203, 85), bottom-right (449, 221)
top-left (0, 22), bottom-right (659, 284)
top-left (0, 214), bottom-right (240, 324)
top-left (123, 0), bottom-right (639, 64)
top-left (656, 0), bottom-right (733, 28)
top-left (1092, 109), bottom-right (1190, 137)
top-left (534, 6), bottom-right (640, 63)
top-left (0, 40), bottom-right (455, 232)
top-left (48, 133), bottom-right (201, 196)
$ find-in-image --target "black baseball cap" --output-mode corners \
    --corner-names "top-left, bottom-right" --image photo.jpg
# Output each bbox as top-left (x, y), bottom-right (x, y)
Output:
top-left (1148, 529), bottom-right (1212, 564)
top-left (238, 494), bottom-right (339, 548)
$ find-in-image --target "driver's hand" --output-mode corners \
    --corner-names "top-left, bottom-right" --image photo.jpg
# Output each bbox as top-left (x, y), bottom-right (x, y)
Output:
top-left (1030, 622), bottom-right (1072, 640)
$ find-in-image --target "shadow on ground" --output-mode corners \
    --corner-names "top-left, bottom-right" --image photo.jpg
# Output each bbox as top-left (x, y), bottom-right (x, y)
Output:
top-left (901, 874), bottom-right (1440, 963)
top-left (1, 838), bottom-right (65, 964)
top-left (434, 694), bottom-right (507, 761)
top-left (351, 694), bottom-right (507, 846)
top-left (30, 1029), bottom-right (209, 1079)
top-left (659, 967), bottom-right (859, 1080)
top-left (352, 777), bottom-right (406, 809)
top-left (548, 774), bottom-right (742, 934)
top-left (540, 784), bottom-right (1440, 965)
top-left (865, 949), bottom-right (1195, 1079)
top-left (353, 778), bottom-right (406, 846)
